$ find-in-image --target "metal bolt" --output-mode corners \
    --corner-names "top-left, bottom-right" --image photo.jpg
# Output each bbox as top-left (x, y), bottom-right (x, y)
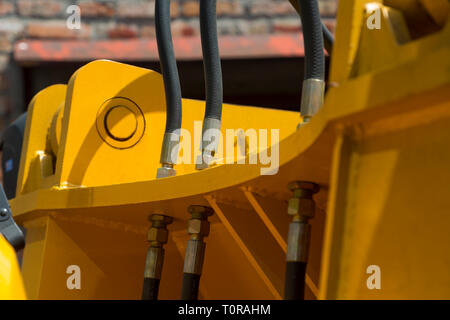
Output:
top-left (149, 214), bottom-right (174, 227)
top-left (187, 205), bottom-right (214, 220)
top-left (147, 214), bottom-right (173, 246)
top-left (0, 208), bottom-right (8, 217)
top-left (288, 181), bottom-right (320, 194)
top-left (287, 181), bottom-right (319, 221)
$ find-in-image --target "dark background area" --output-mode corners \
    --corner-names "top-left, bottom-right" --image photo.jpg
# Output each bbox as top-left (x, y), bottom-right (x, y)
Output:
top-left (22, 57), bottom-right (329, 112)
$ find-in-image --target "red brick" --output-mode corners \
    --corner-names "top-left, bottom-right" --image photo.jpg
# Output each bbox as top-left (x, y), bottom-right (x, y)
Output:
top-left (18, 0), bottom-right (64, 17)
top-left (140, 25), bottom-right (156, 38)
top-left (26, 21), bottom-right (91, 39)
top-left (319, 0), bottom-right (338, 17)
top-left (216, 0), bottom-right (244, 17)
top-left (0, 1), bottom-right (15, 16)
top-left (116, 0), bottom-right (154, 19)
top-left (247, 19), bottom-right (270, 35)
top-left (78, 1), bottom-right (115, 17)
top-left (0, 32), bottom-right (12, 52)
top-left (272, 18), bottom-right (301, 33)
top-left (171, 20), bottom-right (198, 37)
top-left (170, 1), bottom-right (180, 18)
top-left (182, 1), bottom-right (199, 17)
top-left (107, 24), bottom-right (138, 39)
top-left (250, 1), bottom-right (297, 16)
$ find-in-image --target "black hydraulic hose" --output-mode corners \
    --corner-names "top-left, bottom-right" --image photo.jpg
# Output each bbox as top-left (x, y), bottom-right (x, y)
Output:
top-left (155, 0), bottom-right (182, 133)
top-left (284, 261), bottom-right (307, 300)
top-left (290, 0), bottom-right (333, 55)
top-left (321, 23), bottom-right (334, 55)
top-left (142, 278), bottom-right (160, 300)
top-left (181, 273), bottom-right (201, 300)
top-left (200, 0), bottom-right (223, 120)
top-left (297, 0), bottom-right (325, 80)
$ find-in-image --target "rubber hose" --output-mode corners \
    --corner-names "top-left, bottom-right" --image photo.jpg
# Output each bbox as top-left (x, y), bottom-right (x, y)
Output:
top-left (284, 261), bottom-right (307, 300)
top-left (322, 22), bottom-right (334, 55)
top-left (155, 0), bottom-right (182, 133)
top-left (181, 273), bottom-right (201, 300)
top-left (142, 278), bottom-right (160, 300)
top-left (297, 0), bottom-right (326, 80)
top-left (200, 0), bottom-right (223, 120)
top-left (290, 0), bottom-right (333, 55)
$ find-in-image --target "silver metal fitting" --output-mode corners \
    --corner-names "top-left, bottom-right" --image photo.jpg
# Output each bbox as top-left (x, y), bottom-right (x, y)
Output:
top-left (160, 132), bottom-right (180, 165)
top-left (144, 247), bottom-right (165, 279)
top-left (286, 181), bottom-right (319, 263)
top-left (157, 132), bottom-right (180, 178)
top-left (148, 214), bottom-right (173, 246)
top-left (286, 221), bottom-right (311, 262)
top-left (300, 78), bottom-right (325, 123)
top-left (183, 239), bottom-right (206, 274)
top-left (156, 163), bottom-right (176, 179)
top-left (188, 205), bottom-right (214, 220)
top-left (182, 205), bottom-right (214, 274)
top-left (287, 181), bottom-right (320, 221)
top-left (196, 118), bottom-right (221, 170)
top-left (144, 214), bottom-right (173, 279)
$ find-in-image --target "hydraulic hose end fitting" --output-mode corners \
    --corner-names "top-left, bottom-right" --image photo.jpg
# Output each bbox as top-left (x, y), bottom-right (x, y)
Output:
top-left (299, 78), bottom-right (325, 127)
top-left (196, 118), bottom-right (221, 170)
top-left (157, 132), bottom-right (180, 178)
top-left (286, 181), bottom-right (319, 262)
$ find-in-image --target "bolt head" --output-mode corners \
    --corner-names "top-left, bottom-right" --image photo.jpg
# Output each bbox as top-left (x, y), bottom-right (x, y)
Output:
top-left (188, 219), bottom-right (210, 237)
top-left (288, 198), bottom-right (315, 218)
top-left (148, 227), bottom-right (169, 244)
top-left (288, 181), bottom-right (320, 193)
top-left (0, 208), bottom-right (8, 217)
top-left (188, 205), bottom-right (214, 219)
top-left (148, 214), bottom-right (173, 225)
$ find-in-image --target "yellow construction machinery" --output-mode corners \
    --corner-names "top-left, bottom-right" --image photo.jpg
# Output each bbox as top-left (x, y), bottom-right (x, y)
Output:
top-left (1, 0), bottom-right (450, 300)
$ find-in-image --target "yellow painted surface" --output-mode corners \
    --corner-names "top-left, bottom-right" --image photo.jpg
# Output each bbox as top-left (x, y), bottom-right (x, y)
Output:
top-left (8, 0), bottom-right (450, 300)
top-left (0, 235), bottom-right (26, 299)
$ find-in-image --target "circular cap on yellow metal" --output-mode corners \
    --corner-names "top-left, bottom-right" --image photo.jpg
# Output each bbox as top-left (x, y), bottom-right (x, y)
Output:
top-left (96, 97), bottom-right (145, 149)
top-left (105, 106), bottom-right (137, 141)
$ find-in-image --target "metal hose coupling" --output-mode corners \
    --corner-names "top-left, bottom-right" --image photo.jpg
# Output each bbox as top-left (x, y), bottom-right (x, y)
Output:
top-left (157, 132), bottom-right (180, 178)
top-left (142, 214), bottom-right (173, 300)
top-left (299, 78), bottom-right (325, 127)
top-left (196, 117), bottom-right (221, 170)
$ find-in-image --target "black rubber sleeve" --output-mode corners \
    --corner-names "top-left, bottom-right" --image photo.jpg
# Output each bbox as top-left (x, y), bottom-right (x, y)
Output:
top-left (142, 277), bottom-right (160, 300)
top-left (290, 0), bottom-right (333, 55)
top-left (155, 0), bottom-right (182, 133)
top-left (200, 0), bottom-right (223, 120)
top-left (297, 0), bottom-right (326, 80)
top-left (284, 261), bottom-right (307, 300)
top-left (181, 273), bottom-right (201, 300)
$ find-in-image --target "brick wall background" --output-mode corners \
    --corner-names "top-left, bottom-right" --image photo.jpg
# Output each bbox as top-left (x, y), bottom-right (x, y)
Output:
top-left (0, 0), bottom-right (338, 133)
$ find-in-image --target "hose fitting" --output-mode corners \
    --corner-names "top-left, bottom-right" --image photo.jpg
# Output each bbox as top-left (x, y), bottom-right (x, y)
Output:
top-left (300, 78), bottom-right (325, 125)
top-left (181, 205), bottom-right (214, 300)
top-left (142, 214), bottom-right (173, 300)
top-left (157, 132), bottom-right (180, 178)
top-left (155, 0), bottom-right (182, 178)
top-left (196, 118), bottom-right (221, 170)
top-left (284, 181), bottom-right (320, 300)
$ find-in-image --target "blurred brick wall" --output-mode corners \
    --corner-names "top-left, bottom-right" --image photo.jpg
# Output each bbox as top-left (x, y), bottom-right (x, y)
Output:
top-left (0, 0), bottom-right (338, 132)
